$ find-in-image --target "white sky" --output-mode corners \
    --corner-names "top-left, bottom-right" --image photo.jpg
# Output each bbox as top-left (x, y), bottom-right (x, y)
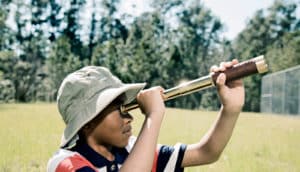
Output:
top-left (202, 0), bottom-right (275, 39)
top-left (119, 0), bottom-right (300, 40)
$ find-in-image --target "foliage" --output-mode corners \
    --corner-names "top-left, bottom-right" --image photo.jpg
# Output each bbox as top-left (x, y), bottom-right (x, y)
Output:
top-left (266, 30), bottom-right (300, 72)
top-left (46, 36), bottom-right (84, 99)
top-left (233, 0), bottom-right (299, 111)
top-left (0, 51), bottom-right (37, 102)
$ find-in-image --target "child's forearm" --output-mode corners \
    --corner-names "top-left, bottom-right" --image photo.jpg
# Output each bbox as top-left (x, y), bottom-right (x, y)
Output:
top-left (201, 106), bottom-right (240, 157)
top-left (120, 113), bottom-right (163, 172)
top-left (182, 106), bottom-right (241, 166)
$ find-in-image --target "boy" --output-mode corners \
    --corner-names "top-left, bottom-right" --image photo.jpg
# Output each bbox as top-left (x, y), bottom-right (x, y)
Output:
top-left (47, 59), bottom-right (244, 172)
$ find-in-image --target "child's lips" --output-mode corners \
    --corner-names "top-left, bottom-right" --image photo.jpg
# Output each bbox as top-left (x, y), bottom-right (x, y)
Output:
top-left (123, 126), bottom-right (132, 135)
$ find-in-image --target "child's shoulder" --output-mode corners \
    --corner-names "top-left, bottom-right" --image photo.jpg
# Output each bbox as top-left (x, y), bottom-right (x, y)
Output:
top-left (47, 149), bottom-right (97, 172)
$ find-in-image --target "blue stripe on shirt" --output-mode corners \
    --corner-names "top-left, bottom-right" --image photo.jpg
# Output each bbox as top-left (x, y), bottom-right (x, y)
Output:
top-left (156, 144), bottom-right (187, 172)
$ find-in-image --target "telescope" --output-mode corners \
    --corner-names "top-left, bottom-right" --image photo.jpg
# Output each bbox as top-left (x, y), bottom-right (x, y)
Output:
top-left (120, 55), bottom-right (268, 113)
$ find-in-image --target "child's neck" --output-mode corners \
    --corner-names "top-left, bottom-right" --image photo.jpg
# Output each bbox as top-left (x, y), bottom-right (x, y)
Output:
top-left (87, 139), bottom-right (115, 161)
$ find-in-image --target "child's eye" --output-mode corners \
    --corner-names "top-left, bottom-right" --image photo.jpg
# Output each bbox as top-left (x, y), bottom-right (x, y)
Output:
top-left (118, 106), bottom-right (133, 119)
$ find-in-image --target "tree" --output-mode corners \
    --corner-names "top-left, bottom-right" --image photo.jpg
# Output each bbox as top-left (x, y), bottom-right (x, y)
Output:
top-left (0, 0), bottom-right (51, 102)
top-left (166, 0), bottom-right (224, 109)
top-left (266, 30), bottom-right (300, 72)
top-left (233, 0), bottom-right (299, 111)
top-left (0, 51), bottom-right (38, 102)
top-left (0, 0), bottom-right (13, 51)
top-left (91, 38), bottom-right (124, 77)
top-left (47, 0), bottom-right (63, 42)
top-left (0, 51), bottom-right (17, 102)
top-left (98, 0), bottom-right (128, 44)
top-left (46, 36), bottom-right (83, 99)
top-left (88, 0), bottom-right (97, 61)
top-left (63, 0), bottom-right (86, 59)
top-left (124, 12), bottom-right (170, 83)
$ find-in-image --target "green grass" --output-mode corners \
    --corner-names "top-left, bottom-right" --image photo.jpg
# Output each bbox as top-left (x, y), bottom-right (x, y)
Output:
top-left (0, 103), bottom-right (300, 172)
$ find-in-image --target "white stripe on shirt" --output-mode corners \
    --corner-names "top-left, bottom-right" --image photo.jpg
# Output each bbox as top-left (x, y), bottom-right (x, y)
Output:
top-left (163, 143), bottom-right (181, 172)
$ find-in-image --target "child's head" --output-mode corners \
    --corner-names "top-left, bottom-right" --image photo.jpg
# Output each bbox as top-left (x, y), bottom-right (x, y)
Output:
top-left (57, 66), bottom-right (145, 148)
top-left (79, 95), bottom-right (134, 148)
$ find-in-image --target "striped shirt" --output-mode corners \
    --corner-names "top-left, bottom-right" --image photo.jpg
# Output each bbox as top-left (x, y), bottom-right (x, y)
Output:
top-left (47, 136), bottom-right (187, 172)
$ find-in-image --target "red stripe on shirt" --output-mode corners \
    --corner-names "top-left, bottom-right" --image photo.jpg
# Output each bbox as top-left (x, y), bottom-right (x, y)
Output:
top-left (55, 154), bottom-right (97, 172)
top-left (152, 149), bottom-right (159, 172)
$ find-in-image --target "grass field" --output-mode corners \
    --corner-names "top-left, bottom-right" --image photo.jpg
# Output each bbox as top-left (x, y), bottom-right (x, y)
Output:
top-left (0, 103), bottom-right (299, 172)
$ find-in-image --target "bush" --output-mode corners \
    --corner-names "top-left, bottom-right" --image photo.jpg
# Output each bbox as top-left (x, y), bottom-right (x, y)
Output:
top-left (0, 79), bottom-right (15, 103)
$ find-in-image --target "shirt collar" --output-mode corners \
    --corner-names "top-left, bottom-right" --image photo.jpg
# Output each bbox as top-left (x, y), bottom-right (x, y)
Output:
top-left (71, 140), bottom-right (129, 168)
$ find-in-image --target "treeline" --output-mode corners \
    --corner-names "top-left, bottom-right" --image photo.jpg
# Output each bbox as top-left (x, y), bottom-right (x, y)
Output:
top-left (0, 0), bottom-right (299, 112)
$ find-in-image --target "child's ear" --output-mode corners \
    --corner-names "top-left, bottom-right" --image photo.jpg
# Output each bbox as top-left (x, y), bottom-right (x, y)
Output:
top-left (80, 124), bottom-right (92, 137)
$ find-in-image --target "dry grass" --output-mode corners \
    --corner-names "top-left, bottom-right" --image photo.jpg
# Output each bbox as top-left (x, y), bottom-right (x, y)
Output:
top-left (0, 103), bottom-right (299, 171)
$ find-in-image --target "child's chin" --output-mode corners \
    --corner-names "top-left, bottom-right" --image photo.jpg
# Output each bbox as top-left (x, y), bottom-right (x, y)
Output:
top-left (116, 140), bottom-right (129, 148)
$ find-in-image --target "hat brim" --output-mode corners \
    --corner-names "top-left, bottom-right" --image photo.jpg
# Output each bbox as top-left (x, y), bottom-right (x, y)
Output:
top-left (60, 82), bottom-right (146, 148)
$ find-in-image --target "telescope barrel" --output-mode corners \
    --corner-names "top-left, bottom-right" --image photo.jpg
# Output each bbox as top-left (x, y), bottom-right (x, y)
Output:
top-left (120, 55), bottom-right (268, 113)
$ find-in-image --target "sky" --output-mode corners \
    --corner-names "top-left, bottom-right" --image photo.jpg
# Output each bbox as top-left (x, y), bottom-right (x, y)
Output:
top-left (201, 0), bottom-right (275, 39)
top-left (118, 0), bottom-right (300, 40)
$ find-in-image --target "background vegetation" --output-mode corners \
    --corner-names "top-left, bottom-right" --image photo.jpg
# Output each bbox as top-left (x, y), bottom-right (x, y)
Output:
top-left (0, 0), bottom-right (299, 111)
top-left (0, 103), bottom-right (299, 171)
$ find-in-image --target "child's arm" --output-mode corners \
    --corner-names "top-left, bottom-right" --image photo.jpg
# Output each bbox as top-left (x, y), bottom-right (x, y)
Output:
top-left (120, 86), bottom-right (166, 172)
top-left (181, 59), bottom-right (245, 166)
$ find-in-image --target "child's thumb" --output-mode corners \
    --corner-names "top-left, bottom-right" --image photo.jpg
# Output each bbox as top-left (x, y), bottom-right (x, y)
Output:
top-left (216, 73), bottom-right (226, 89)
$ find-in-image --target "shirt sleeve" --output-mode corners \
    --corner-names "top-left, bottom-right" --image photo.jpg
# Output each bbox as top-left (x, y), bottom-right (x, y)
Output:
top-left (47, 149), bottom-right (98, 172)
top-left (154, 143), bottom-right (187, 172)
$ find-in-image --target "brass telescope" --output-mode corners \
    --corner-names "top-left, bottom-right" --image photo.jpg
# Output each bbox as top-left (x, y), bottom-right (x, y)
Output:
top-left (121, 55), bottom-right (268, 113)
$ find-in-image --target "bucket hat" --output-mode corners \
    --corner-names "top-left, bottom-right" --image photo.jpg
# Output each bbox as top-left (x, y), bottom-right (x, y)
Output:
top-left (57, 66), bottom-right (146, 148)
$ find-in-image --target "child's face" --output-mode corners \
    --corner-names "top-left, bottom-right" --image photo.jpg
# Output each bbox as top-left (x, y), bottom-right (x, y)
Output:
top-left (87, 103), bottom-right (133, 148)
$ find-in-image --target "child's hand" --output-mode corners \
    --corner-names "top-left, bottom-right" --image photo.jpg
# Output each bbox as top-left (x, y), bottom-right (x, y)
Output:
top-left (210, 59), bottom-right (245, 113)
top-left (136, 86), bottom-right (166, 117)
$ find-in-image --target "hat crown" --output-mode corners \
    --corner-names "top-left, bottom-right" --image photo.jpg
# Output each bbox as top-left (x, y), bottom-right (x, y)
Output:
top-left (57, 66), bottom-right (122, 124)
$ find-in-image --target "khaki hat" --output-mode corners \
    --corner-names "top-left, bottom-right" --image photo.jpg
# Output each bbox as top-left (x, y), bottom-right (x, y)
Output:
top-left (57, 66), bottom-right (146, 148)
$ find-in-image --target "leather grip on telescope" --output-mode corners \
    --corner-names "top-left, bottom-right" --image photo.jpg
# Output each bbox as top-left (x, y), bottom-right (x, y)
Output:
top-left (211, 60), bottom-right (258, 85)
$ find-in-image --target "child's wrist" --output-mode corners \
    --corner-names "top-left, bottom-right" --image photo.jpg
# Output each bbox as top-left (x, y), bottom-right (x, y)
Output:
top-left (221, 105), bottom-right (242, 115)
